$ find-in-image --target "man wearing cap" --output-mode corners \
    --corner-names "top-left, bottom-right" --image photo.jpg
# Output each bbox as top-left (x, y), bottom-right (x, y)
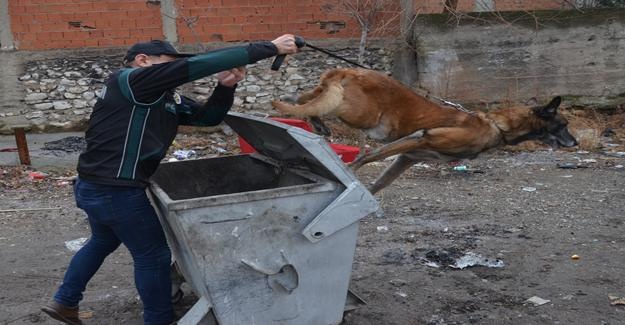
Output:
top-left (41, 34), bottom-right (298, 325)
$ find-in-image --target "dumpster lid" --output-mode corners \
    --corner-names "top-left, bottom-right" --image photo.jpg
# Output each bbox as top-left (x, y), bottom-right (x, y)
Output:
top-left (224, 112), bottom-right (379, 243)
top-left (225, 112), bottom-right (343, 183)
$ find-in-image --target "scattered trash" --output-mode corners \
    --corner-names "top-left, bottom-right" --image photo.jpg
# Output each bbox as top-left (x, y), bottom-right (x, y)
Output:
top-left (522, 187), bottom-right (537, 192)
top-left (571, 254), bottom-right (580, 260)
top-left (581, 159), bottom-right (597, 164)
top-left (453, 165), bottom-right (468, 172)
top-left (450, 252), bottom-right (504, 269)
top-left (421, 250), bottom-right (504, 269)
top-left (561, 175), bottom-right (573, 178)
top-left (173, 150), bottom-right (197, 160)
top-left (561, 294), bottom-right (574, 300)
top-left (615, 165), bottom-right (624, 169)
top-left (167, 157), bottom-right (179, 162)
top-left (603, 151), bottom-right (625, 158)
top-left (576, 150), bottom-right (590, 154)
top-left (557, 163), bottom-right (578, 169)
top-left (43, 136), bottom-right (87, 153)
top-left (526, 296), bottom-right (550, 306)
top-left (422, 249), bottom-right (460, 268)
top-left (376, 225), bottom-right (389, 232)
top-left (396, 292), bottom-right (408, 298)
top-left (28, 171), bottom-right (47, 180)
top-left (413, 163), bottom-right (431, 169)
top-left (450, 164), bottom-right (484, 173)
top-left (0, 147), bottom-right (18, 152)
top-left (422, 260), bottom-right (440, 268)
top-left (609, 294), bottom-right (625, 306)
top-left (213, 146), bottom-right (228, 154)
top-left (65, 237), bottom-right (88, 252)
top-left (52, 176), bottom-right (76, 181)
top-left (78, 310), bottom-right (94, 319)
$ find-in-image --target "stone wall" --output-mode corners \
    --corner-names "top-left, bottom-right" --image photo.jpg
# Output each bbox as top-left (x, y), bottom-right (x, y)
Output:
top-left (410, 8), bottom-right (625, 108)
top-left (0, 45), bottom-right (392, 134)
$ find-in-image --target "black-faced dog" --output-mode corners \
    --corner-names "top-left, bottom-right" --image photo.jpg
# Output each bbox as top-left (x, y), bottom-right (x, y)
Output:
top-left (273, 68), bottom-right (578, 194)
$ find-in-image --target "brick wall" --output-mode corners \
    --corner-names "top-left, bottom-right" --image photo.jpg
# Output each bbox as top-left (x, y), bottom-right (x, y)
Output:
top-left (173, 0), bottom-right (363, 43)
top-left (8, 0), bottom-right (163, 50)
top-left (7, 0), bottom-right (571, 51)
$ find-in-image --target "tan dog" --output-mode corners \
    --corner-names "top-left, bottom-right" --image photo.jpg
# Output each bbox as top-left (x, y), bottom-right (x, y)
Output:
top-left (272, 68), bottom-right (577, 194)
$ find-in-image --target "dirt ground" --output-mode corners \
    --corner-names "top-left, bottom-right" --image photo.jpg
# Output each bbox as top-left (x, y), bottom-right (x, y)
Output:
top-left (1, 109), bottom-right (624, 325)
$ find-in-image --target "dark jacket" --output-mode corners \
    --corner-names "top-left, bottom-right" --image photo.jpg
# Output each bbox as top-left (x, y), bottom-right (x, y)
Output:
top-left (78, 42), bottom-right (278, 187)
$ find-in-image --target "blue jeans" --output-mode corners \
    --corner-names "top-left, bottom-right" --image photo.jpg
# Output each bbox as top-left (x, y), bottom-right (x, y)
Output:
top-left (54, 178), bottom-right (174, 325)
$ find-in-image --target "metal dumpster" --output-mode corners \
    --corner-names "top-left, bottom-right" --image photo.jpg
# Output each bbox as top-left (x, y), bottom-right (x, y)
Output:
top-left (148, 112), bottom-right (379, 325)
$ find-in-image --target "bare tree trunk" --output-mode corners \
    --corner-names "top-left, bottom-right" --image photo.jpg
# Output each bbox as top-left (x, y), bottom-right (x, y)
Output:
top-left (358, 26), bottom-right (368, 65)
top-left (443, 0), bottom-right (459, 13)
top-left (392, 0), bottom-right (418, 87)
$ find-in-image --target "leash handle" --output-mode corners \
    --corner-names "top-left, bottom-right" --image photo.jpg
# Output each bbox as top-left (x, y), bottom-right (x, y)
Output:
top-left (271, 36), bottom-right (306, 71)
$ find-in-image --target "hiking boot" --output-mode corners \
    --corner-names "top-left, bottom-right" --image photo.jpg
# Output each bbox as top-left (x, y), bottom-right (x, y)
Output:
top-left (41, 301), bottom-right (84, 325)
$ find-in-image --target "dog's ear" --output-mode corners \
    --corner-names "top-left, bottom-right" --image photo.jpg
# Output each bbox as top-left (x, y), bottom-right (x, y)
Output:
top-left (534, 96), bottom-right (561, 119)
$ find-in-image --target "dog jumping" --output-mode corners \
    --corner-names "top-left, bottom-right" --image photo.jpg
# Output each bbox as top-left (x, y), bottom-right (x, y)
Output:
top-left (272, 68), bottom-right (578, 194)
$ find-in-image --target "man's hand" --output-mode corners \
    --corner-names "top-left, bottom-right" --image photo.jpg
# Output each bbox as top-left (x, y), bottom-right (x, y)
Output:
top-left (271, 34), bottom-right (298, 55)
top-left (217, 67), bottom-right (246, 88)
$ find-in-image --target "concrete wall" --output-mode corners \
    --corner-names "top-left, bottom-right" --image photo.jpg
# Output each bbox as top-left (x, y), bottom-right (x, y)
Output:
top-left (0, 0), bottom-right (14, 50)
top-left (411, 8), bottom-right (625, 108)
top-left (413, 0), bottom-right (569, 13)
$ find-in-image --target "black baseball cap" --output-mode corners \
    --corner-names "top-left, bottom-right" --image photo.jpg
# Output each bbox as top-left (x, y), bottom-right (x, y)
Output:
top-left (123, 40), bottom-right (195, 64)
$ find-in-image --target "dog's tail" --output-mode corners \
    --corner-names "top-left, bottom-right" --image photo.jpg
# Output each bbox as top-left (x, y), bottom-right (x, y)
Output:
top-left (272, 83), bottom-right (344, 117)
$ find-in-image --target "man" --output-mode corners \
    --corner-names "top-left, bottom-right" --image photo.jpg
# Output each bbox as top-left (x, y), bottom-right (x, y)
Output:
top-left (41, 35), bottom-right (298, 325)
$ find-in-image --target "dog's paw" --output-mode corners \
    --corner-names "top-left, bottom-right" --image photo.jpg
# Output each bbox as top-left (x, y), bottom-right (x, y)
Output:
top-left (271, 100), bottom-right (289, 113)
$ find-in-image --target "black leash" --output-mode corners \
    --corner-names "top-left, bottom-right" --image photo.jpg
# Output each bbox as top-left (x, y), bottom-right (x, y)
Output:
top-left (303, 42), bottom-right (371, 70)
top-left (271, 36), bottom-right (371, 70)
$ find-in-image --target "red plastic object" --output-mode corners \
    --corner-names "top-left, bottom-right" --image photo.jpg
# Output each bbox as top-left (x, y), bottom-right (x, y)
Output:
top-left (328, 143), bottom-right (360, 163)
top-left (237, 118), bottom-right (360, 163)
top-left (269, 118), bottom-right (313, 132)
top-left (28, 171), bottom-right (46, 180)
